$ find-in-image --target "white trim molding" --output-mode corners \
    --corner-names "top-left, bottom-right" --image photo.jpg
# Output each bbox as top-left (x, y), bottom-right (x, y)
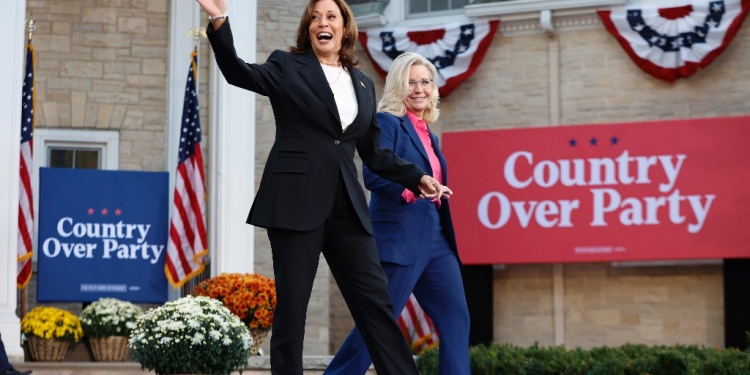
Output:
top-left (209, 0), bottom-right (257, 276)
top-left (465, 0), bottom-right (627, 18)
top-left (0, 0), bottom-right (27, 362)
top-left (355, 13), bottom-right (387, 28)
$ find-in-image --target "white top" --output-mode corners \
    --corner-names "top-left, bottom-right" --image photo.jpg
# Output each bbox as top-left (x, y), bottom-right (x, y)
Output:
top-left (321, 64), bottom-right (358, 131)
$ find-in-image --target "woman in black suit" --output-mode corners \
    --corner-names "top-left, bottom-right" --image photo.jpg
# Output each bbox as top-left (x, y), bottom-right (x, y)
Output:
top-left (196, 0), bottom-right (451, 374)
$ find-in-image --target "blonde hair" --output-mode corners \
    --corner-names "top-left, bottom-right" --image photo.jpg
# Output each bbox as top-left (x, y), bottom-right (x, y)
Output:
top-left (377, 52), bottom-right (440, 124)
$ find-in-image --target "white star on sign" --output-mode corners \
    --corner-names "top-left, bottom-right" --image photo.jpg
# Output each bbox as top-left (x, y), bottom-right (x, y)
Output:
top-left (711, 3), bottom-right (723, 12)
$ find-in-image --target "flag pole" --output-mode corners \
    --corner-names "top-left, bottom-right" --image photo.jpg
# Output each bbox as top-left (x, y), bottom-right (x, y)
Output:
top-left (20, 17), bottom-right (35, 320)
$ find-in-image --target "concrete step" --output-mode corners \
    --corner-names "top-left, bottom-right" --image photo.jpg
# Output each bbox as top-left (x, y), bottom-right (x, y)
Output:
top-left (12, 356), bottom-right (377, 375)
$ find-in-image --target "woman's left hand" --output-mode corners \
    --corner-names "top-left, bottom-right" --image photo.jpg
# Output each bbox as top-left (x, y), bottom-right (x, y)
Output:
top-left (418, 175), bottom-right (453, 200)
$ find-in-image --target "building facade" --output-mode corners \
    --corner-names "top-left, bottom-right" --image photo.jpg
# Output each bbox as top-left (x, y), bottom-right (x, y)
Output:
top-left (0, 0), bottom-right (747, 361)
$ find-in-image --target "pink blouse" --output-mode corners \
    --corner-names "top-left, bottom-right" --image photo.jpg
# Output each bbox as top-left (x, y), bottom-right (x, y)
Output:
top-left (401, 110), bottom-right (442, 207)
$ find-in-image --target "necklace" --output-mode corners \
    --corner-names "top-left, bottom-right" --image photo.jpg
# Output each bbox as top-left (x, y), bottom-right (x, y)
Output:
top-left (318, 58), bottom-right (342, 67)
top-left (324, 66), bottom-right (347, 85)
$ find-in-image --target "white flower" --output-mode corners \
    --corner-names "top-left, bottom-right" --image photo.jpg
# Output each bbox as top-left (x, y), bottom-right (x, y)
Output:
top-left (167, 320), bottom-right (185, 331)
top-left (222, 337), bottom-right (232, 346)
top-left (159, 337), bottom-right (172, 344)
top-left (192, 332), bottom-right (205, 345)
top-left (209, 330), bottom-right (222, 340)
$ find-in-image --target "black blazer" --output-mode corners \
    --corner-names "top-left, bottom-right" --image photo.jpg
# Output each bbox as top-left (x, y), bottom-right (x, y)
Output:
top-left (207, 20), bottom-right (426, 234)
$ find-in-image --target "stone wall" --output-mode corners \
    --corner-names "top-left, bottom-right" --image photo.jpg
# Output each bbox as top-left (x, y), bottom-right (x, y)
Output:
top-left (28, 0), bottom-right (171, 171)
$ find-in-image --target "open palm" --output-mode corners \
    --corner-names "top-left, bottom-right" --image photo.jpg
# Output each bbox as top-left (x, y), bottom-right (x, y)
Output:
top-left (196, 0), bottom-right (227, 17)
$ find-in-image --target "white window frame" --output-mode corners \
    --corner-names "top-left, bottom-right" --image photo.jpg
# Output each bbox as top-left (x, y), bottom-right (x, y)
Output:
top-left (406, 0), bottom-right (468, 19)
top-left (357, 0), bottom-right (627, 28)
top-left (464, 0), bottom-right (627, 17)
top-left (30, 129), bottom-right (119, 258)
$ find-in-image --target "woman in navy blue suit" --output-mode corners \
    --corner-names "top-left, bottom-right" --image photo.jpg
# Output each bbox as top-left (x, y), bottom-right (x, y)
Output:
top-left (325, 52), bottom-right (470, 375)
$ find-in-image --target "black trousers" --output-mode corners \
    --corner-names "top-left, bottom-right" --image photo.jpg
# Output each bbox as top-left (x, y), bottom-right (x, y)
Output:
top-left (267, 173), bottom-right (419, 375)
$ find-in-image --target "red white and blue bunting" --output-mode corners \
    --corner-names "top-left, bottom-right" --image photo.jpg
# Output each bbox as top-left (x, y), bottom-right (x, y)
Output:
top-left (359, 20), bottom-right (500, 98)
top-left (599, 0), bottom-right (750, 82)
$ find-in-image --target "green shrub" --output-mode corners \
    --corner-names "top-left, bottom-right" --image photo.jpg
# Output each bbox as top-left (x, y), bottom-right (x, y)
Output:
top-left (416, 343), bottom-right (750, 375)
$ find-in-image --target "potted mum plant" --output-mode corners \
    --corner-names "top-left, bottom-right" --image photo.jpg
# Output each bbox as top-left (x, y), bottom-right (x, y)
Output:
top-left (80, 298), bottom-right (142, 361)
top-left (21, 306), bottom-right (83, 362)
top-left (192, 273), bottom-right (276, 355)
top-left (128, 295), bottom-right (252, 375)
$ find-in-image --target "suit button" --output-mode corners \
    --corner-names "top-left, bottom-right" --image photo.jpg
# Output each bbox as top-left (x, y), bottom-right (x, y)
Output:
top-left (334, 140), bottom-right (340, 145)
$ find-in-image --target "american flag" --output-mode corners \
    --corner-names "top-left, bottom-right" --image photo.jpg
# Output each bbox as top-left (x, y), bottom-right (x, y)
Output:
top-left (165, 51), bottom-right (207, 288)
top-left (398, 294), bottom-right (439, 353)
top-left (17, 45), bottom-right (35, 289)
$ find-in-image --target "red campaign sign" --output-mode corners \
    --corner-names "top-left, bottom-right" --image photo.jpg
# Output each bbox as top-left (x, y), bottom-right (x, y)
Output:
top-left (442, 116), bottom-right (750, 264)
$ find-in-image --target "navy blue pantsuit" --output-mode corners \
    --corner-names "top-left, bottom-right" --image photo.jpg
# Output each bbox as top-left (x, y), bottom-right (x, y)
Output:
top-left (0, 335), bottom-right (13, 373)
top-left (324, 113), bottom-right (470, 375)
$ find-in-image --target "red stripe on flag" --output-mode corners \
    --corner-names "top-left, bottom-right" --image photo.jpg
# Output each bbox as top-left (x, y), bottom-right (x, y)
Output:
top-left (180, 157), bottom-right (207, 250)
top-left (169, 221), bottom-right (193, 278)
top-left (17, 259), bottom-right (32, 289)
top-left (404, 298), bottom-right (427, 340)
top-left (17, 208), bottom-right (32, 256)
top-left (173, 174), bottom-right (197, 251)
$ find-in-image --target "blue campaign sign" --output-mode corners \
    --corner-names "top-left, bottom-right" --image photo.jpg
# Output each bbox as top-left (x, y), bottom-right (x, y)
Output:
top-left (38, 168), bottom-right (169, 303)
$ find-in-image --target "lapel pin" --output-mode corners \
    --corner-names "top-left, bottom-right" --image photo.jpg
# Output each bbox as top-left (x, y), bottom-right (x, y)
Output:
top-left (360, 81), bottom-right (366, 88)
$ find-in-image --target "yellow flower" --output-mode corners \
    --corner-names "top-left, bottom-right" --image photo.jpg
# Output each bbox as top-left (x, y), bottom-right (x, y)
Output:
top-left (21, 306), bottom-right (83, 342)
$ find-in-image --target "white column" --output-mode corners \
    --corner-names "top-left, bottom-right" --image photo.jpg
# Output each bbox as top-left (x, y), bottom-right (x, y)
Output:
top-left (166, 1), bottom-right (201, 184)
top-left (166, 0), bottom-right (202, 300)
top-left (0, 0), bottom-right (27, 361)
top-left (209, 0), bottom-right (257, 275)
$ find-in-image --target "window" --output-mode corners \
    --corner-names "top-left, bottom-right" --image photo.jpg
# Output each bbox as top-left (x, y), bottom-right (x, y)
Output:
top-left (48, 147), bottom-right (101, 169)
top-left (31, 129), bottom-right (119, 259)
top-left (349, 0), bottom-right (390, 17)
top-left (409, 0), bottom-right (473, 15)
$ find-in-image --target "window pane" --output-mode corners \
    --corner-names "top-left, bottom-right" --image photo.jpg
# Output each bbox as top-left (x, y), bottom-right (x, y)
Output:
top-left (49, 149), bottom-right (73, 168)
top-left (410, 0), bottom-right (428, 14)
top-left (75, 150), bottom-right (100, 169)
top-left (452, 0), bottom-right (471, 8)
top-left (432, 0), bottom-right (449, 11)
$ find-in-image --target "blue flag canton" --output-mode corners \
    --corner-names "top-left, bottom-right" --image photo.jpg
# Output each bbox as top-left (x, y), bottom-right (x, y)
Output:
top-left (21, 47), bottom-right (34, 143)
top-left (178, 55), bottom-right (202, 164)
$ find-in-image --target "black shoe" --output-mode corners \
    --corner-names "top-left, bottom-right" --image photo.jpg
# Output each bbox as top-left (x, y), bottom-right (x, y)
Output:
top-left (2, 369), bottom-right (32, 375)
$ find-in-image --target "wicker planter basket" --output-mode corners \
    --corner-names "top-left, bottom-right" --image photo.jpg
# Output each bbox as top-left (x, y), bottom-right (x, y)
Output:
top-left (248, 328), bottom-right (270, 355)
top-left (28, 336), bottom-right (70, 362)
top-left (90, 336), bottom-right (129, 362)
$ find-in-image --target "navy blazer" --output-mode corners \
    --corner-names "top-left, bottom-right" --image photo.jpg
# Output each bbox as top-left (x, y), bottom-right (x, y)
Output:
top-left (363, 113), bottom-right (460, 267)
top-left (207, 20), bottom-right (426, 234)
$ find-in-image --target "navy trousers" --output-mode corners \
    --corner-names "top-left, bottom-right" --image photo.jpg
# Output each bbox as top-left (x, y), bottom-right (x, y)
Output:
top-left (0, 335), bottom-right (12, 373)
top-left (324, 205), bottom-right (471, 375)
